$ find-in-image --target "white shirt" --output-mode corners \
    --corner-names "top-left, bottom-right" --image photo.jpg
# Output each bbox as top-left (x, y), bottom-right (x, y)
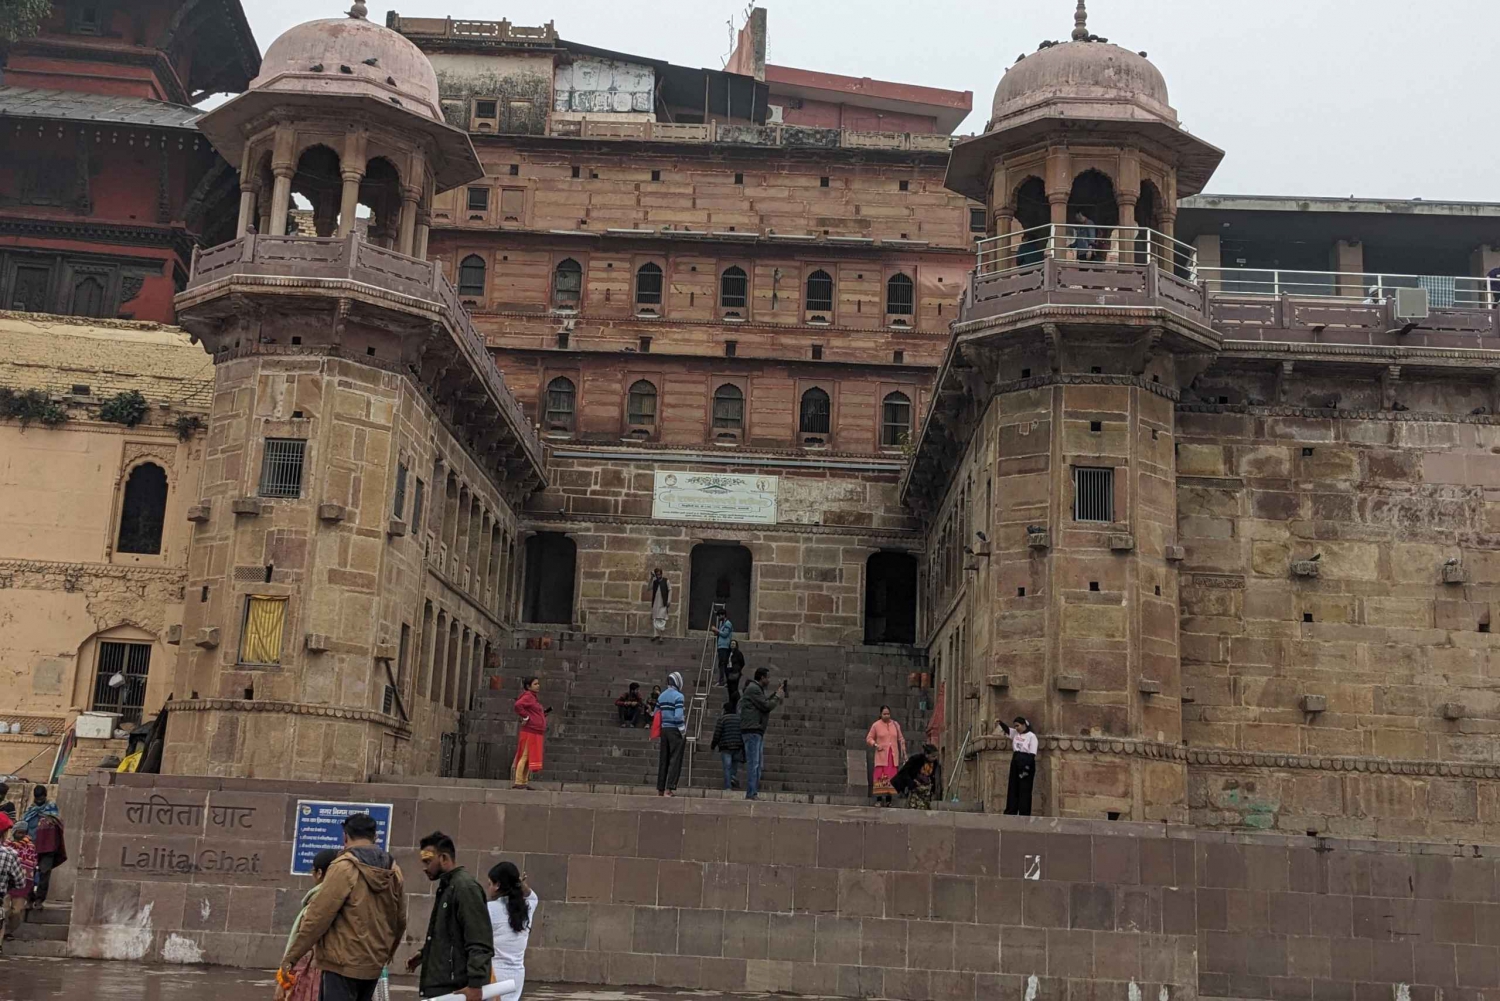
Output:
top-left (1009, 730), bottom-right (1038, 755)
top-left (488, 891), bottom-right (538, 972)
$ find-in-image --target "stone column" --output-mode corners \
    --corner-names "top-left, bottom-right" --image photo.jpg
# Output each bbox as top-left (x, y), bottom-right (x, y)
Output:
top-left (1045, 146), bottom-right (1072, 227)
top-left (1331, 239), bottom-right (1364, 297)
top-left (1195, 234), bottom-right (1222, 291)
top-left (337, 129), bottom-right (367, 238)
top-left (267, 127), bottom-right (297, 237)
top-left (1115, 193), bottom-right (1138, 264)
top-left (235, 146), bottom-right (257, 237)
top-left (398, 186), bottom-right (421, 257)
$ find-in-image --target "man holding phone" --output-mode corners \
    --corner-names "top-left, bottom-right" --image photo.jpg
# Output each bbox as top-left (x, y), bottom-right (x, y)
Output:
top-left (737, 666), bottom-right (787, 800)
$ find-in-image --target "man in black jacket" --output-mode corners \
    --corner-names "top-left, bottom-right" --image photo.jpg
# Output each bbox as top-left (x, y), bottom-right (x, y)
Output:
top-left (406, 832), bottom-right (493, 1000)
top-left (710, 700), bottom-right (744, 791)
top-left (738, 667), bottom-right (787, 801)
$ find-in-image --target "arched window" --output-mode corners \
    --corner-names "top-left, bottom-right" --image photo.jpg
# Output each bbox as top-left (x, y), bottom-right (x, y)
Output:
top-left (116, 462), bottom-right (168, 554)
top-left (544, 376), bottom-right (576, 431)
top-left (881, 391), bottom-right (912, 447)
top-left (805, 269), bottom-right (834, 313)
top-left (720, 266), bottom-right (747, 309)
top-left (885, 273), bottom-right (914, 316)
top-left (627, 380), bottom-right (657, 425)
top-left (799, 387), bottom-right (831, 435)
top-left (712, 384), bottom-right (744, 432)
top-left (458, 254), bottom-right (486, 297)
top-left (553, 258), bottom-right (582, 309)
top-left (635, 262), bottom-right (662, 309)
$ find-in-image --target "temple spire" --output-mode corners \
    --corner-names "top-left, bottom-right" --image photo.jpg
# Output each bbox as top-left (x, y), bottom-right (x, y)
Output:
top-left (1071, 0), bottom-right (1089, 41)
top-left (347, 0), bottom-right (367, 19)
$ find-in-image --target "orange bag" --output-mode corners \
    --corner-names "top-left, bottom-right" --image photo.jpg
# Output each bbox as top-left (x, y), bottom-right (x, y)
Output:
top-left (650, 710), bottom-right (662, 740)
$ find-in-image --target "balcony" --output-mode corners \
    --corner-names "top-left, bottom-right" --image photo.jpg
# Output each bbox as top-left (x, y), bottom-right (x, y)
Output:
top-left (181, 233), bottom-right (545, 484)
top-left (965, 224), bottom-right (1207, 327)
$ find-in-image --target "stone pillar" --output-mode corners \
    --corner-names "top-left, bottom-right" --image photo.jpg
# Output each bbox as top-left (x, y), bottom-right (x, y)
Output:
top-left (1195, 234), bottom-right (1222, 290)
top-left (1473, 244), bottom-right (1500, 307)
top-left (397, 159), bottom-right (426, 257)
top-left (235, 145), bottom-right (257, 237)
top-left (337, 129), bottom-right (367, 238)
top-left (1115, 193), bottom-right (1138, 264)
top-left (267, 126), bottom-right (297, 237)
top-left (1330, 239), bottom-right (1364, 297)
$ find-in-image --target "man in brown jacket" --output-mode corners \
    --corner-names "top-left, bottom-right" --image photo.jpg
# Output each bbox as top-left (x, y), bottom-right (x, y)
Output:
top-left (280, 813), bottom-right (407, 1001)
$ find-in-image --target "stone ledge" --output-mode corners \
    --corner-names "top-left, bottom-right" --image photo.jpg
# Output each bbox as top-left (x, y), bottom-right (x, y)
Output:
top-left (168, 698), bottom-right (410, 733)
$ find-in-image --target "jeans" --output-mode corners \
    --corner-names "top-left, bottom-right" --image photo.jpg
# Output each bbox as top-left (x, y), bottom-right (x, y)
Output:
top-left (743, 732), bottom-right (765, 799)
top-left (716, 647), bottom-right (731, 683)
top-left (720, 750), bottom-right (741, 790)
top-left (618, 703), bottom-right (640, 725)
top-left (31, 851), bottom-right (58, 904)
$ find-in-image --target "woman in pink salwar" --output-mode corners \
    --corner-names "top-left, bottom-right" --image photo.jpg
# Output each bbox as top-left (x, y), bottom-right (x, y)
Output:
top-left (865, 706), bottom-right (907, 806)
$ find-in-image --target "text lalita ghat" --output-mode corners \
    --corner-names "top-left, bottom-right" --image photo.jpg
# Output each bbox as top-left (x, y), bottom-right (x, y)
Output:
top-left (118, 846), bottom-right (264, 875)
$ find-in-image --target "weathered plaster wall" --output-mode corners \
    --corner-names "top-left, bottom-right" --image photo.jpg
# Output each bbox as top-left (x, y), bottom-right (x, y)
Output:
top-left (552, 57), bottom-right (654, 115)
top-left (429, 51), bottom-right (553, 134)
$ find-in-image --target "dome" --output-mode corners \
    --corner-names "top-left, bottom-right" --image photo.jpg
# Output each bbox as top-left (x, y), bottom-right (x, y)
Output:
top-left (990, 40), bottom-right (1174, 130)
top-left (250, 6), bottom-right (443, 122)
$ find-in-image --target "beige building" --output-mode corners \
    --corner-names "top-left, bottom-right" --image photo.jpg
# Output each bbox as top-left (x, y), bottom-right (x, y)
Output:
top-left (0, 311), bottom-right (210, 773)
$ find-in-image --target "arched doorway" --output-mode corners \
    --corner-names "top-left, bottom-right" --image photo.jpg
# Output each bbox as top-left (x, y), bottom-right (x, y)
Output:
top-left (1013, 176), bottom-right (1048, 266)
top-left (689, 543), bottom-right (752, 631)
top-left (864, 551), bottom-right (918, 644)
top-left (1067, 169), bottom-right (1118, 263)
top-left (290, 144), bottom-right (342, 237)
top-left (522, 533), bottom-right (576, 624)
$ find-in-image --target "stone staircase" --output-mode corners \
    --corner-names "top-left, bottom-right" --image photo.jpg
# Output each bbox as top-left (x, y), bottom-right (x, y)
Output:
top-left (5, 903), bottom-right (70, 958)
top-left (460, 632), bottom-right (934, 798)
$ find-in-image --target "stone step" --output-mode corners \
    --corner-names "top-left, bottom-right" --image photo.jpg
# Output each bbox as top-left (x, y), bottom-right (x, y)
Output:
top-left (1, 937), bottom-right (69, 958)
top-left (26, 905), bottom-right (71, 927)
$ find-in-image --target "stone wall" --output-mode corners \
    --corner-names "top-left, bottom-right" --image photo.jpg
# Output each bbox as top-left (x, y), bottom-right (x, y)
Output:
top-left (69, 772), bottom-right (1500, 1001)
top-left (523, 453), bottom-right (920, 645)
top-left (166, 352), bottom-right (523, 781)
top-left (1176, 407), bottom-right (1500, 841)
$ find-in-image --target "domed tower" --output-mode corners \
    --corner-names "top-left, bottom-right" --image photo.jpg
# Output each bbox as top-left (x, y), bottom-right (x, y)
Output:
top-left (166, 5), bottom-right (542, 781)
top-left (196, 0), bottom-right (480, 255)
top-left (904, 2), bottom-right (1224, 821)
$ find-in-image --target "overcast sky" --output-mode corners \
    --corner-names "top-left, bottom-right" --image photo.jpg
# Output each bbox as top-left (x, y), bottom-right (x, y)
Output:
top-left (242, 0), bottom-right (1500, 202)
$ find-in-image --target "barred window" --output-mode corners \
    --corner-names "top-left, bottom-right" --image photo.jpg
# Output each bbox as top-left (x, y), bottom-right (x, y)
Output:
top-left (1073, 467), bottom-right (1114, 522)
top-left (474, 99), bottom-right (498, 119)
top-left (545, 377), bottom-right (576, 431)
top-left (886, 273), bottom-right (915, 316)
top-left (116, 462), bottom-right (168, 554)
top-left (881, 392), bottom-right (912, 447)
top-left (239, 595), bottom-right (288, 665)
top-left (806, 269), bottom-right (834, 312)
top-left (467, 187), bottom-right (489, 211)
top-left (712, 383), bottom-right (744, 431)
top-left (92, 641), bottom-right (150, 724)
top-left (258, 439), bottom-right (306, 498)
top-left (553, 258), bottom-right (582, 308)
top-left (970, 207), bottom-right (987, 233)
top-left (458, 254), bottom-right (486, 297)
top-left (635, 262), bottom-right (663, 307)
top-left (628, 380), bottom-right (658, 425)
top-left (720, 266), bottom-right (748, 309)
top-left (799, 387), bottom-right (831, 435)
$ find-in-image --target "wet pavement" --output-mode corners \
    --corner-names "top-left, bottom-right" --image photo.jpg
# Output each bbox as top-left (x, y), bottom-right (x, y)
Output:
top-left (0, 959), bottom-right (796, 1001)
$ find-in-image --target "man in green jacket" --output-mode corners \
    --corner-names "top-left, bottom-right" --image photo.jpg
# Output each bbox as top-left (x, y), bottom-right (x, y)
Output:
top-left (738, 666), bottom-right (788, 801)
top-left (406, 831), bottom-right (493, 1000)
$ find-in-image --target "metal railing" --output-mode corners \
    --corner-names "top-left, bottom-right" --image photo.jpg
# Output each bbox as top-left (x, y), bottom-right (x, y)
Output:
top-left (1201, 267), bottom-right (1500, 310)
top-left (975, 223), bottom-right (1197, 278)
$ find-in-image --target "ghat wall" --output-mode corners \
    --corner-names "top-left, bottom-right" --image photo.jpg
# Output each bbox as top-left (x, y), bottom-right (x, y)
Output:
top-left (68, 773), bottom-right (1500, 1001)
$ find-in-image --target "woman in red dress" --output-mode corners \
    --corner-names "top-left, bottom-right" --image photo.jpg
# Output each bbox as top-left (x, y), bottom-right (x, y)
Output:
top-left (512, 677), bottom-right (549, 789)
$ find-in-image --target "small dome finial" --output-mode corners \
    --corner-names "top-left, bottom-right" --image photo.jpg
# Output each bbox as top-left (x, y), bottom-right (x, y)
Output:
top-left (1071, 0), bottom-right (1089, 41)
top-left (347, 0), bottom-right (367, 18)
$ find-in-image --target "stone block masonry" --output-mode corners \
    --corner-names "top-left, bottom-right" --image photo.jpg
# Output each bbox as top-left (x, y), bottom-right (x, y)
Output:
top-left (67, 771), bottom-right (1500, 1001)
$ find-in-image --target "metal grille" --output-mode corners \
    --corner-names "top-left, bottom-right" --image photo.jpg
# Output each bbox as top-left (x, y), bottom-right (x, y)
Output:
top-left (806, 269), bottom-right (834, 312)
top-left (458, 255), bottom-right (486, 296)
top-left (799, 388), bottom-right (831, 434)
top-left (881, 392), bottom-right (911, 447)
top-left (712, 384), bottom-right (743, 429)
top-left (393, 462), bottom-right (408, 519)
top-left (233, 565), bottom-right (270, 582)
top-left (886, 273), bottom-right (914, 315)
top-left (635, 263), bottom-right (663, 306)
top-left (628, 380), bottom-right (657, 425)
top-left (1073, 467), bottom-right (1114, 522)
top-left (258, 438), bottom-right (306, 498)
top-left (382, 685), bottom-right (396, 715)
top-left (92, 641), bottom-right (150, 725)
top-left (720, 266), bottom-right (747, 308)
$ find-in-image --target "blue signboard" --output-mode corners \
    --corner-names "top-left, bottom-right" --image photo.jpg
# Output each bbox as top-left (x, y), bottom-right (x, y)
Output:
top-left (290, 800), bottom-right (393, 875)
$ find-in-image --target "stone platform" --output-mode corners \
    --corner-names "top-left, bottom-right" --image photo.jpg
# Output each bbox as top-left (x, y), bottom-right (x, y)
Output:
top-left (64, 771), bottom-right (1500, 1000)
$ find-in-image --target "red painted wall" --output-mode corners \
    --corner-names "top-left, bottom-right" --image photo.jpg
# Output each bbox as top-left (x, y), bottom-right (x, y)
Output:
top-left (772, 94), bottom-right (938, 134)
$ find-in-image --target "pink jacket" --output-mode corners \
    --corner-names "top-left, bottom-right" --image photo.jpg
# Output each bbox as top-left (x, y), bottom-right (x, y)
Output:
top-left (865, 718), bottom-right (906, 770)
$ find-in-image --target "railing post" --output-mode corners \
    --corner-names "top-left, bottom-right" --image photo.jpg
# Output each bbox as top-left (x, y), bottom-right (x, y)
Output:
top-left (241, 231), bottom-right (256, 263)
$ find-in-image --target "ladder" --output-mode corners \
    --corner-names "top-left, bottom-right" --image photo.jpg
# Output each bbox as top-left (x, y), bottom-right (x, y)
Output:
top-left (682, 603), bottom-right (724, 786)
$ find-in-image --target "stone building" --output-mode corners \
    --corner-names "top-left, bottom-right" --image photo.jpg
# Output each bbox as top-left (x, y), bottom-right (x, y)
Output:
top-left (905, 4), bottom-right (1500, 838)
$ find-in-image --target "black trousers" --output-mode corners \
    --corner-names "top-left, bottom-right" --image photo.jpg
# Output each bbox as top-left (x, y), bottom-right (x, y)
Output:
top-left (618, 703), bottom-right (641, 725)
top-left (1004, 751), bottom-right (1036, 816)
top-left (321, 971), bottom-right (378, 1001)
top-left (30, 852), bottom-right (59, 903)
top-left (716, 648), bottom-right (731, 682)
top-left (658, 728), bottom-right (686, 791)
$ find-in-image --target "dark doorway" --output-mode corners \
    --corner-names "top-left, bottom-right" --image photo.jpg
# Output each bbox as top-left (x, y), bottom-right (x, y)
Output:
top-left (689, 543), bottom-right (752, 631)
top-left (864, 551), bottom-right (918, 644)
top-left (522, 533), bottom-right (576, 624)
top-left (1014, 176), bottom-right (1049, 266)
top-left (1067, 169), bottom-right (1119, 228)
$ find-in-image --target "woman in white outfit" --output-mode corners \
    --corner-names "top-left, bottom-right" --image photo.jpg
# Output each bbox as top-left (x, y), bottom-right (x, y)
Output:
top-left (486, 861), bottom-right (537, 1001)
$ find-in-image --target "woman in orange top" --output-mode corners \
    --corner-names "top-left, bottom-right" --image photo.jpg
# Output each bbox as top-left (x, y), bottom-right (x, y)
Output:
top-left (865, 706), bottom-right (907, 806)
